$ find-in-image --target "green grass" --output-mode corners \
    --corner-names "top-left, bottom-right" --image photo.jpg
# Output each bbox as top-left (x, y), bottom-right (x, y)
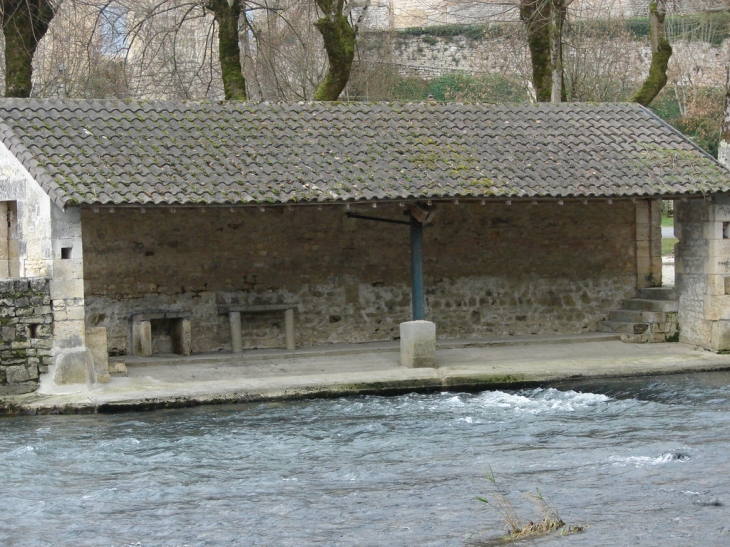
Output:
top-left (662, 237), bottom-right (678, 255)
top-left (661, 215), bottom-right (674, 228)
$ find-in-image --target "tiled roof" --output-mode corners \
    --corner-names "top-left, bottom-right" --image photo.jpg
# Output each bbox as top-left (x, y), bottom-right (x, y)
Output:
top-left (0, 99), bottom-right (728, 208)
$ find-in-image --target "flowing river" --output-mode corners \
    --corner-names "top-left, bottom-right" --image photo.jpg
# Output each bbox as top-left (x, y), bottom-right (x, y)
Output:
top-left (1, 371), bottom-right (729, 546)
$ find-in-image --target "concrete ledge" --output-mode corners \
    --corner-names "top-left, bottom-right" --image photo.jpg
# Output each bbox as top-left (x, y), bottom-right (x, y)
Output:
top-left (3, 337), bottom-right (730, 415)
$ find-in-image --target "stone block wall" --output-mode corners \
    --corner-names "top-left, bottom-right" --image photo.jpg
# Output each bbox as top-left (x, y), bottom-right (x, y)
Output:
top-left (676, 196), bottom-right (730, 351)
top-left (367, 32), bottom-right (728, 92)
top-left (0, 278), bottom-right (53, 394)
top-left (81, 201), bottom-right (638, 355)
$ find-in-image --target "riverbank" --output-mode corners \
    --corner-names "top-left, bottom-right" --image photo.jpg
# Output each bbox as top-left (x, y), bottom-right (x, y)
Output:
top-left (3, 333), bottom-right (730, 415)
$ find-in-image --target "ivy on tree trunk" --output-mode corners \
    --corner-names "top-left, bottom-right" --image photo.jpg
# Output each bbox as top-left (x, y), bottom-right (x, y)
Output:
top-left (549, 0), bottom-right (566, 103)
top-left (520, 0), bottom-right (552, 103)
top-left (207, 0), bottom-right (247, 101)
top-left (718, 71), bottom-right (730, 167)
top-left (1, 0), bottom-right (55, 98)
top-left (313, 0), bottom-right (356, 101)
top-left (632, 0), bottom-right (672, 107)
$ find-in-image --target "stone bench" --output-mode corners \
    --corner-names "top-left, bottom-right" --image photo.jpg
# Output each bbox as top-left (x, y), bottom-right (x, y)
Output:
top-left (131, 310), bottom-right (192, 357)
top-left (218, 304), bottom-right (296, 352)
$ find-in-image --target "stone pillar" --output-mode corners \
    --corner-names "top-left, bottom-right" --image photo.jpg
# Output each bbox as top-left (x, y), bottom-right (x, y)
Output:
top-left (284, 308), bottom-right (295, 351)
top-left (132, 320), bottom-right (152, 357)
top-left (0, 202), bottom-right (9, 277)
top-left (48, 206), bottom-right (92, 386)
top-left (172, 318), bottom-right (192, 355)
top-left (400, 320), bottom-right (436, 368)
top-left (86, 327), bottom-right (111, 383)
top-left (675, 196), bottom-right (730, 351)
top-left (229, 311), bottom-right (243, 353)
top-left (636, 199), bottom-right (662, 288)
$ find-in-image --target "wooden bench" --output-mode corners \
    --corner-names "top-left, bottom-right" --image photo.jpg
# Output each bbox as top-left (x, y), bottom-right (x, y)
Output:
top-left (131, 310), bottom-right (192, 356)
top-left (218, 304), bottom-right (296, 352)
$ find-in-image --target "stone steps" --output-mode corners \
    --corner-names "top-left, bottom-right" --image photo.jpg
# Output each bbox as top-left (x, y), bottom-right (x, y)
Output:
top-left (620, 298), bottom-right (679, 312)
top-left (637, 287), bottom-right (677, 301)
top-left (596, 289), bottom-right (679, 343)
top-left (608, 309), bottom-right (670, 323)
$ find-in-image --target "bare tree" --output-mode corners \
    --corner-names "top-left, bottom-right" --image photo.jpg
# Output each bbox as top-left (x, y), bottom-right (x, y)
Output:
top-left (206, 0), bottom-right (245, 99)
top-left (1, 0), bottom-right (56, 96)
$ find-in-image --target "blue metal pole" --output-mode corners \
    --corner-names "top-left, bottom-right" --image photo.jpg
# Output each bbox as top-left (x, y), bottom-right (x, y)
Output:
top-left (410, 214), bottom-right (425, 320)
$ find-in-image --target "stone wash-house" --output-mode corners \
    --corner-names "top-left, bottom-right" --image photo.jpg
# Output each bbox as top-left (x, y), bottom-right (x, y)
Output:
top-left (2, 99), bottom-right (730, 391)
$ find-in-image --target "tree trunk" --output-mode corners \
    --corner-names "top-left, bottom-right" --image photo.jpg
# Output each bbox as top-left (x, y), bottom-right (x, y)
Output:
top-left (313, 0), bottom-right (356, 101)
top-left (632, 0), bottom-right (672, 107)
top-left (207, 0), bottom-right (247, 100)
top-left (718, 70), bottom-right (730, 167)
top-left (549, 0), bottom-right (566, 103)
top-left (2, 0), bottom-right (55, 98)
top-left (520, 0), bottom-right (552, 102)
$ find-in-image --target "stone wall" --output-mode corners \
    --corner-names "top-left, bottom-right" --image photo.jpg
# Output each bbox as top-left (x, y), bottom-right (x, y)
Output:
top-left (377, 33), bottom-right (729, 91)
top-left (0, 278), bottom-right (53, 394)
top-left (81, 201), bottom-right (638, 355)
top-left (676, 196), bottom-right (730, 350)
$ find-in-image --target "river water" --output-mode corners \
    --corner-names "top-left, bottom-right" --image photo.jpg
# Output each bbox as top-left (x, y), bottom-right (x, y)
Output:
top-left (1, 371), bottom-right (729, 547)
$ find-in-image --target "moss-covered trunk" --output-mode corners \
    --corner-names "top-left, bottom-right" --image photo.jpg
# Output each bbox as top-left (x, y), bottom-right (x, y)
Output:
top-left (207, 0), bottom-right (247, 100)
top-left (520, 0), bottom-right (552, 103)
top-left (313, 0), bottom-right (356, 101)
top-left (2, 0), bottom-right (54, 98)
top-left (719, 73), bottom-right (730, 167)
top-left (632, 0), bottom-right (672, 107)
top-left (549, 0), bottom-right (566, 103)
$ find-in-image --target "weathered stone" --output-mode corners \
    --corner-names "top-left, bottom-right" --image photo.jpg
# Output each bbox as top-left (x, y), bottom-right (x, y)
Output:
top-left (86, 327), bottom-right (111, 383)
top-left (400, 320), bottom-right (436, 368)
top-left (53, 349), bottom-right (90, 385)
top-left (82, 203), bottom-right (637, 354)
top-left (0, 276), bottom-right (52, 391)
top-left (5, 365), bottom-right (30, 383)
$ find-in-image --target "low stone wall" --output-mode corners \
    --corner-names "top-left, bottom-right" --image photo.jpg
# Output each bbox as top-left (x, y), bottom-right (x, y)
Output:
top-left (0, 278), bottom-right (53, 394)
top-left (81, 202), bottom-right (637, 355)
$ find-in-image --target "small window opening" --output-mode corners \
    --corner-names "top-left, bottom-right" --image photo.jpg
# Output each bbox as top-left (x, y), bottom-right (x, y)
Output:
top-left (28, 324), bottom-right (40, 338)
top-left (61, 247), bottom-right (72, 259)
top-left (723, 223), bottom-right (730, 239)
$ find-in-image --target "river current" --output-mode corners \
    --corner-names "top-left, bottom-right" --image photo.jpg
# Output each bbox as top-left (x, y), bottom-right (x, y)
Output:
top-left (1, 371), bottom-right (729, 546)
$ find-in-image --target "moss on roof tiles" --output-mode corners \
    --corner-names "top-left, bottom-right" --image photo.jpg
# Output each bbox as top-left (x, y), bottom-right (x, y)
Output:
top-left (3, 99), bottom-right (730, 206)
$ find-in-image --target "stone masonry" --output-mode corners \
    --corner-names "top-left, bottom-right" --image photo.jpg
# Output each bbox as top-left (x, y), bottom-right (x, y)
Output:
top-left (676, 196), bottom-right (730, 351)
top-left (0, 277), bottom-right (53, 394)
top-left (81, 201), bottom-right (638, 355)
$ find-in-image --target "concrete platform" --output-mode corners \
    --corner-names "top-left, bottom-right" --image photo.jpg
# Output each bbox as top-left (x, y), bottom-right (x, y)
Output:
top-left (3, 333), bottom-right (730, 414)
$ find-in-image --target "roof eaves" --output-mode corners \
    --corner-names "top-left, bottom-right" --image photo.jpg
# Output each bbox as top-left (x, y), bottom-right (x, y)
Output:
top-left (0, 119), bottom-right (71, 210)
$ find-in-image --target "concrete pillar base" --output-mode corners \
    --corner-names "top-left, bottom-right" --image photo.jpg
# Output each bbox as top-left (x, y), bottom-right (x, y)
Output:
top-left (53, 348), bottom-right (91, 385)
top-left (711, 320), bottom-right (730, 351)
top-left (400, 320), bottom-right (436, 368)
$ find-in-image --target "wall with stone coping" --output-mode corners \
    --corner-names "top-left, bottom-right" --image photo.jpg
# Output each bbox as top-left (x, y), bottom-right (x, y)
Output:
top-left (81, 201), bottom-right (638, 355)
top-left (0, 278), bottom-right (53, 394)
top-left (375, 32), bottom-right (729, 91)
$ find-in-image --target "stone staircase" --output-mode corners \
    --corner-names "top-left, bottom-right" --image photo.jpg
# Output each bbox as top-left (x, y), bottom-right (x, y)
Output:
top-left (596, 287), bottom-right (679, 343)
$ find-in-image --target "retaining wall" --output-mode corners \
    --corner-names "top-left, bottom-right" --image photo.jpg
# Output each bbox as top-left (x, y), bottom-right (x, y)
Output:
top-left (0, 278), bottom-right (53, 394)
